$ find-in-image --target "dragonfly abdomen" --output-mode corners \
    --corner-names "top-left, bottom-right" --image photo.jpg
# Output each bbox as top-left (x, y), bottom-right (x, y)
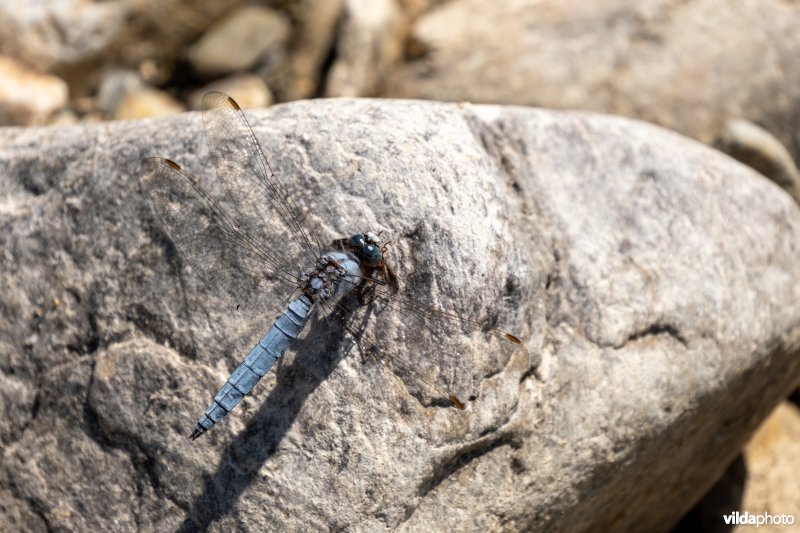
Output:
top-left (189, 295), bottom-right (313, 440)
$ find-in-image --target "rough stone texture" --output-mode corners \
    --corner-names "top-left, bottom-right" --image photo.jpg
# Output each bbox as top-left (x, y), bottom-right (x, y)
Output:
top-left (386, 0), bottom-right (800, 162)
top-left (1, 99), bottom-right (800, 531)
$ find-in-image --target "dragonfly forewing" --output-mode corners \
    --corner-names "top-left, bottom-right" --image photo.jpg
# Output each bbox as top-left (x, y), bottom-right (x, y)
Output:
top-left (201, 92), bottom-right (320, 271)
top-left (321, 281), bottom-right (528, 410)
top-left (141, 157), bottom-right (299, 317)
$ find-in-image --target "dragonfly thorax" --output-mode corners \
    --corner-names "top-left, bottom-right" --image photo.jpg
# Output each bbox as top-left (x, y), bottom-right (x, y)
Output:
top-left (298, 253), bottom-right (359, 302)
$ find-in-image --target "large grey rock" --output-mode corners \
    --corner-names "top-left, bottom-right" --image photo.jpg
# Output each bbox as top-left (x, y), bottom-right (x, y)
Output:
top-left (1, 98), bottom-right (800, 531)
top-left (386, 0), bottom-right (800, 162)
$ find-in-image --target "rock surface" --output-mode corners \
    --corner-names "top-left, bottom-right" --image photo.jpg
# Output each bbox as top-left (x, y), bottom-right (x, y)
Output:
top-left (1, 99), bottom-right (800, 531)
top-left (387, 0), bottom-right (800, 161)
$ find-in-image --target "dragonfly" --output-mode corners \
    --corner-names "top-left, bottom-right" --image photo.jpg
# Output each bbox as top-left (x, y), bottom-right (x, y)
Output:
top-left (140, 92), bottom-right (526, 440)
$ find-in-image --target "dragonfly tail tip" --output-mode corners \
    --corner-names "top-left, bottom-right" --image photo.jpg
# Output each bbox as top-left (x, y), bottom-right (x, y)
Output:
top-left (189, 427), bottom-right (205, 441)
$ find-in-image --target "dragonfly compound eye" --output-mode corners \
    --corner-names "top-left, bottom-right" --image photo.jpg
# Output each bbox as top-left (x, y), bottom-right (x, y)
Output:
top-left (363, 243), bottom-right (382, 266)
top-left (349, 234), bottom-right (366, 248)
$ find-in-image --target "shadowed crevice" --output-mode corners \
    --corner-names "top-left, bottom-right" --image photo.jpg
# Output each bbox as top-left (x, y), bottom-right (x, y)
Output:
top-left (415, 433), bottom-right (522, 501)
top-left (82, 359), bottom-right (186, 526)
top-left (627, 322), bottom-right (688, 348)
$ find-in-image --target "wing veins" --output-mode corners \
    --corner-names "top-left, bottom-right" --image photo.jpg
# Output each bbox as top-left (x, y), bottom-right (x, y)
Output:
top-left (202, 92), bottom-right (321, 267)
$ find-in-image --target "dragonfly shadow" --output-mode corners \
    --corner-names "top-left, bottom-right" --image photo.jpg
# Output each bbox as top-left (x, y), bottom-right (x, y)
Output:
top-left (176, 311), bottom-right (352, 532)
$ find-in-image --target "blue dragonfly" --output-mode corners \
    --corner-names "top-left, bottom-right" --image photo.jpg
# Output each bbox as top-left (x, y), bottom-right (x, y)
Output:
top-left (140, 92), bottom-right (525, 440)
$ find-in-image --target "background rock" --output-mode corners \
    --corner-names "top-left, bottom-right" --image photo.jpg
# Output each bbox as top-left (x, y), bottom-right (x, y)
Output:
top-left (96, 69), bottom-right (146, 118)
top-left (188, 74), bottom-right (273, 111)
top-left (114, 87), bottom-right (186, 120)
top-left (281, 0), bottom-right (345, 101)
top-left (0, 0), bottom-right (127, 72)
top-left (715, 120), bottom-right (800, 205)
top-left (187, 5), bottom-right (291, 78)
top-left (1, 99), bottom-right (799, 531)
top-left (0, 55), bottom-right (68, 126)
top-left (0, 0), bottom-right (244, 96)
top-left (324, 0), bottom-right (404, 97)
top-left (386, 0), bottom-right (800, 162)
top-left (738, 402), bottom-right (800, 531)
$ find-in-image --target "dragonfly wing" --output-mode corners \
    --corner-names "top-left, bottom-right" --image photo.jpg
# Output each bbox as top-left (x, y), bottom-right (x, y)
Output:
top-left (201, 91), bottom-right (320, 271)
top-left (140, 157), bottom-right (297, 317)
top-left (327, 286), bottom-right (527, 410)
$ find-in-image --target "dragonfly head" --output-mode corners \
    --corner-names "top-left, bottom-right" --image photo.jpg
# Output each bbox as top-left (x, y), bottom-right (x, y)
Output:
top-left (348, 232), bottom-right (383, 267)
